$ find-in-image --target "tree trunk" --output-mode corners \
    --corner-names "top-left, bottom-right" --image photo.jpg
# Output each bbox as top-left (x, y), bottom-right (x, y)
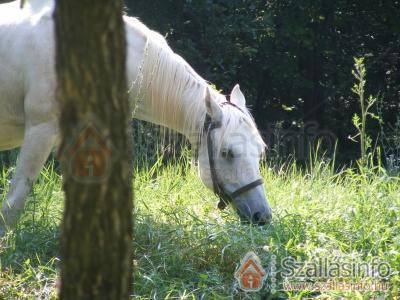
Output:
top-left (54, 1), bottom-right (133, 299)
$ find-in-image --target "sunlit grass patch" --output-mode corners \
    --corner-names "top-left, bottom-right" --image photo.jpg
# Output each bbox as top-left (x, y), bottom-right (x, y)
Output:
top-left (0, 158), bottom-right (399, 299)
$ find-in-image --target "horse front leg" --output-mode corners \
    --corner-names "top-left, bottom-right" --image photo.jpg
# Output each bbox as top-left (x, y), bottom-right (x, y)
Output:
top-left (0, 121), bottom-right (57, 234)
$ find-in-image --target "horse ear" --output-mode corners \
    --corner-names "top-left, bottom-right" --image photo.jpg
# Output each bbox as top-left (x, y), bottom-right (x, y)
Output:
top-left (230, 84), bottom-right (246, 108)
top-left (205, 88), bottom-right (222, 122)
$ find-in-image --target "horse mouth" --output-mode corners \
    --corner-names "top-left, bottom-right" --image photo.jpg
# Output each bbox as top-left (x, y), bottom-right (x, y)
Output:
top-left (235, 209), bottom-right (269, 226)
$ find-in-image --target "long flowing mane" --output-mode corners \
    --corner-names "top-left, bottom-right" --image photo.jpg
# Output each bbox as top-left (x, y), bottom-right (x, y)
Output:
top-left (125, 17), bottom-right (213, 138)
top-left (124, 17), bottom-right (265, 151)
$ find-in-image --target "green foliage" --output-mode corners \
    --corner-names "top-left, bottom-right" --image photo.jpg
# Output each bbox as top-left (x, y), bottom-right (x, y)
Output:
top-left (350, 57), bottom-right (381, 167)
top-left (0, 159), bottom-right (399, 298)
top-left (125, 0), bottom-right (400, 163)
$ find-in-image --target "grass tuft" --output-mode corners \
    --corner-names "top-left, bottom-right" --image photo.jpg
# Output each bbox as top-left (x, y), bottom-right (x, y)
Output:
top-left (0, 157), bottom-right (399, 299)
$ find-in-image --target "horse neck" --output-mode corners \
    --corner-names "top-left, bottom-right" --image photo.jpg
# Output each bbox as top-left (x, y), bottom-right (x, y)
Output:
top-left (128, 37), bottom-right (215, 145)
top-left (132, 79), bottom-right (208, 145)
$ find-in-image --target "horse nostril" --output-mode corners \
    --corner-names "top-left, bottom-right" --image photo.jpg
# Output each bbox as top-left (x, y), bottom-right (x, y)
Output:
top-left (252, 211), bottom-right (271, 226)
top-left (253, 212), bottom-right (261, 223)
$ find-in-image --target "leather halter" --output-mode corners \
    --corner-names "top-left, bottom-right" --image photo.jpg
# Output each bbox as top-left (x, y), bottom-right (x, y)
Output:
top-left (204, 101), bottom-right (264, 210)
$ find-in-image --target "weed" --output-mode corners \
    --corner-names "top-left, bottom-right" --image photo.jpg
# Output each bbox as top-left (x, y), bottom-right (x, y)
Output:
top-left (0, 157), bottom-right (398, 299)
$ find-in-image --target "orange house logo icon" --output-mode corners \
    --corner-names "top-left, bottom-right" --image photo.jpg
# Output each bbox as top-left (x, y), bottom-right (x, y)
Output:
top-left (235, 251), bottom-right (266, 292)
top-left (59, 124), bottom-right (112, 182)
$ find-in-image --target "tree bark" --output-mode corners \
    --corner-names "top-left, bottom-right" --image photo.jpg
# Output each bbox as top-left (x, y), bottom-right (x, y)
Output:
top-left (54, 1), bottom-right (133, 299)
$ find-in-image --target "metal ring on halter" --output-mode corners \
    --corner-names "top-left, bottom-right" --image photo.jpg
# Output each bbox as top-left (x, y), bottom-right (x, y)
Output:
top-left (204, 103), bottom-right (264, 210)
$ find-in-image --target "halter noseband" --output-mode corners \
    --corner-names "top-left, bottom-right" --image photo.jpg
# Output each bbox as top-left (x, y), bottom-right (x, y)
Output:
top-left (204, 100), bottom-right (264, 210)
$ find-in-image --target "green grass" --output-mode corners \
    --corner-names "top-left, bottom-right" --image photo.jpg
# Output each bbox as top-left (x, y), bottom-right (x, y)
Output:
top-left (0, 157), bottom-right (399, 299)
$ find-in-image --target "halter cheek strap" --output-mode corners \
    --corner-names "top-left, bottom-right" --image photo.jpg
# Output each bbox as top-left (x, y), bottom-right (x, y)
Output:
top-left (204, 103), bottom-right (264, 210)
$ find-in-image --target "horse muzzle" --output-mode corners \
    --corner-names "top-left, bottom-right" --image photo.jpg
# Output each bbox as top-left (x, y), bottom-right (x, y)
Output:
top-left (229, 187), bottom-right (272, 226)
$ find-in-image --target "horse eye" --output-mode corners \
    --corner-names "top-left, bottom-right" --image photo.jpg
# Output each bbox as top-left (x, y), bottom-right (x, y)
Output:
top-left (221, 149), bottom-right (234, 160)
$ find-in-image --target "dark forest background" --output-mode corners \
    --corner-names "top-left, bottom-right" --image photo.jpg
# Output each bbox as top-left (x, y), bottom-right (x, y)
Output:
top-left (0, 0), bottom-right (398, 167)
top-left (125, 0), bottom-right (400, 164)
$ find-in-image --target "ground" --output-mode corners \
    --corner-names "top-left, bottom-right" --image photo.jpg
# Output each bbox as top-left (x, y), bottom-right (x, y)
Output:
top-left (0, 157), bottom-right (399, 299)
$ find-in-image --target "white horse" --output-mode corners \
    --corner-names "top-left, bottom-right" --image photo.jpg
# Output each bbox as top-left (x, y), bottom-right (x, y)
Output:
top-left (0, 0), bottom-right (272, 232)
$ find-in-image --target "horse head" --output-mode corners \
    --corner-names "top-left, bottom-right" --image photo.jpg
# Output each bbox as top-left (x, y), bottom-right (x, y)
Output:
top-left (197, 85), bottom-right (272, 225)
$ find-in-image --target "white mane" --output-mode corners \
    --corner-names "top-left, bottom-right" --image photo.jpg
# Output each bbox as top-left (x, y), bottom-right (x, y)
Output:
top-left (0, 0), bottom-right (264, 151)
top-left (0, 0), bottom-right (271, 227)
top-left (125, 17), bottom-right (213, 138)
top-left (124, 17), bottom-right (265, 151)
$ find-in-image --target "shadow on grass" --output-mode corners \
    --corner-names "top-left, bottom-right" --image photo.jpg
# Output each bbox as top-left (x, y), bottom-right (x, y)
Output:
top-left (0, 219), bottom-right (60, 272)
top-left (0, 192), bottom-right (308, 298)
top-left (133, 209), bottom-right (308, 299)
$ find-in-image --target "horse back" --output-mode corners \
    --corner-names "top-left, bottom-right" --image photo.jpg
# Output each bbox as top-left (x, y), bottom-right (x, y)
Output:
top-left (0, 1), bottom-right (56, 149)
